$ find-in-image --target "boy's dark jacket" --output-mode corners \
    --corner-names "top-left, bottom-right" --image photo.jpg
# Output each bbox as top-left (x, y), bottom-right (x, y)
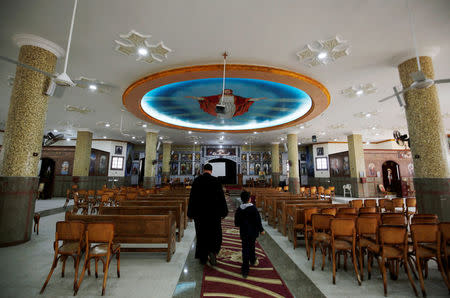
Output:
top-left (234, 203), bottom-right (264, 239)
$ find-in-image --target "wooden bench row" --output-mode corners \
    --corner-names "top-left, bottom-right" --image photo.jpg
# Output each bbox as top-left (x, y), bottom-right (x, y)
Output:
top-left (65, 211), bottom-right (176, 262)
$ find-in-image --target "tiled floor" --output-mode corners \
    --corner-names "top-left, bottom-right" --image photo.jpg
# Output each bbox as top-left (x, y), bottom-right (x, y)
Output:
top-left (0, 197), bottom-right (446, 297)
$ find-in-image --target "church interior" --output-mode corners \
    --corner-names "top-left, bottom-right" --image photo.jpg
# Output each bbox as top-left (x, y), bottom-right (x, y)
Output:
top-left (0, 0), bottom-right (449, 297)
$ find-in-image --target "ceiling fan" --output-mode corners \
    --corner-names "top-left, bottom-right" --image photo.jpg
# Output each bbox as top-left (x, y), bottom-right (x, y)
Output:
top-left (378, 0), bottom-right (450, 106)
top-left (393, 130), bottom-right (410, 148)
top-left (42, 132), bottom-right (64, 146)
top-left (0, 0), bottom-right (116, 97)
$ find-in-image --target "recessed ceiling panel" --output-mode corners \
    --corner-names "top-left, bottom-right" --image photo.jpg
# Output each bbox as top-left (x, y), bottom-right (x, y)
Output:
top-left (123, 64), bottom-right (330, 133)
top-left (140, 78), bottom-right (312, 131)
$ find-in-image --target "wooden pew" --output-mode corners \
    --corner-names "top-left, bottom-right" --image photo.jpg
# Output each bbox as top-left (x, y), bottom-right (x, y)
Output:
top-left (65, 212), bottom-right (176, 262)
top-left (99, 205), bottom-right (184, 241)
top-left (276, 201), bottom-right (338, 236)
top-left (121, 199), bottom-right (188, 226)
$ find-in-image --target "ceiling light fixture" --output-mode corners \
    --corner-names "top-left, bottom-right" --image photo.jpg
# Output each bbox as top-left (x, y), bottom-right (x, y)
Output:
top-left (341, 83), bottom-right (377, 98)
top-left (253, 132), bottom-right (258, 134)
top-left (105, 123), bottom-right (110, 127)
top-left (115, 30), bottom-right (172, 64)
top-left (132, 136), bottom-right (136, 139)
top-left (142, 124), bottom-right (147, 128)
top-left (297, 35), bottom-right (351, 67)
top-left (188, 131), bottom-right (192, 134)
top-left (300, 126), bottom-right (305, 129)
top-left (365, 113), bottom-right (371, 118)
top-left (194, 141), bottom-right (198, 144)
top-left (141, 140), bottom-right (144, 144)
top-left (159, 136), bottom-right (163, 140)
top-left (89, 84), bottom-right (97, 91)
top-left (53, 129), bottom-right (58, 133)
top-left (137, 47), bottom-right (148, 56)
top-left (318, 52), bottom-right (327, 60)
top-left (103, 136), bottom-right (107, 139)
top-left (66, 138), bottom-right (71, 141)
top-left (244, 142), bottom-right (248, 145)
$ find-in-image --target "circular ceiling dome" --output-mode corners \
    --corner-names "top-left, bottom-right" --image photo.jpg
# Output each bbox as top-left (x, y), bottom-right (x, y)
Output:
top-left (123, 64), bottom-right (330, 133)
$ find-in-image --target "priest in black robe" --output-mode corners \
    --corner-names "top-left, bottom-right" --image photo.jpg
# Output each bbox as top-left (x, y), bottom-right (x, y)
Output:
top-left (188, 163), bottom-right (228, 265)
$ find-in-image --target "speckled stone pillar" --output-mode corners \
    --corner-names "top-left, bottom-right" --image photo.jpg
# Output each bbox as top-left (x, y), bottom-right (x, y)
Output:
top-left (143, 130), bottom-right (158, 188)
top-left (162, 141), bottom-right (172, 182)
top-left (398, 56), bottom-right (450, 220)
top-left (347, 134), bottom-right (366, 197)
top-left (271, 142), bottom-right (280, 187)
top-left (0, 34), bottom-right (63, 246)
top-left (287, 134), bottom-right (300, 194)
top-left (72, 131), bottom-right (93, 190)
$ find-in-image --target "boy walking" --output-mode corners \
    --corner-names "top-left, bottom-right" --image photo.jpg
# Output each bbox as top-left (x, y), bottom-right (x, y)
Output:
top-left (234, 191), bottom-right (265, 278)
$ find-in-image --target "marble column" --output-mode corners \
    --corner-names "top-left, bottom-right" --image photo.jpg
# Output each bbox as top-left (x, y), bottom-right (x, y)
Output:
top-left (398, 56), bottom-right (450, 220)
top-left (143, 130), bottom-right (158, 188)
top-left (72, 130), bottom-right (93, 190)
top-left (0, 34), bottom-right (64, 246)
top-left (271, 142), bottom-right (280, 187)
top-left (347, 134), bottom-right (366, 197)
top-left (162, 141), bottom-right (172, 183)
top-left (287, 134), bottom-right (300, 194)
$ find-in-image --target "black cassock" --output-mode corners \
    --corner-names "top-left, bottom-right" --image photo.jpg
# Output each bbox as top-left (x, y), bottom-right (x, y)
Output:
top-left (187, 173), bottom-right (228, 261)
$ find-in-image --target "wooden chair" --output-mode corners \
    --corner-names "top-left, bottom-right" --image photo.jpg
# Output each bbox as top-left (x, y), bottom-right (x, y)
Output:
top-left (410, 224), bottom-right (450, 296)
top-left (330, 218), bottom-right (361, 285)
top-left (359, 207), bottom-right (377, 214)
top-left (356, 217), bottom-right (379, 281)
top-left (337, 207), bottom-right (357, 214)
top-left (368, 225), bottom-right (418, 297)
top-left (405, 198), bottom-right (417, 223)
top-left (378, 198), bottom-right (391, 213)
top-left (73, 193), bottom-right (89, 215)
top-left (439, 222), bottom-right (450, 278)
top-left (291, 207), bottom-right (319, 260)
top-left (328, 186), bottom-right (335, 199)
top-left (310, 187), bottom-right (318, 199)
top-left (311, 214), bottom-right (334, 271)
top-left (364, 199), bottom-right (377, 208)
top-left (321, 207), bottom-right (337, 216)
top-left (64, 189), bottom-right (72, 209)
top-left (34, 213), bottom-right (41, 235)
top-left (411, 214), bottom-right (439, 225)
top-left (40, 221), bottom-right (85, 293)
top-left (381, 213), bottom-right (406, 226)
top-left (75, 223), bottom-right (120, 296)
top-left (350, 199), bottom-right (363, 211)
top-left (391, 198), bottom-right (404, 213)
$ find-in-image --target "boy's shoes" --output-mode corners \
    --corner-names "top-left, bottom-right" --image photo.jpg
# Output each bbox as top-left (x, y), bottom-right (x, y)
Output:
top-left (208, 252), bottom-right (217, 266)
top-left (250, 258), bottom-right (259, 266)
top-left (241, 270), bottom-right (249, 278)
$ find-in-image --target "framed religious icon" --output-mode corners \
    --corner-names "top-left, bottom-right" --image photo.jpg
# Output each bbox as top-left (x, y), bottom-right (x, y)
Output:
top-left (115, 145), bottom-right (123, 155)
top-left (316, 147), bottom-right (324, 156)
top-left (195, 153), bottom-right (200, 161)
top-left (241, 153), bottom-right (247, 161)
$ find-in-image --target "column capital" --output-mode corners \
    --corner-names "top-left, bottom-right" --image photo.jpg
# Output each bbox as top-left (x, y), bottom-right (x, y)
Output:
top-left (163, 140), bottom-right (173, 144)
top-left (271, 142), bottom-right (280, 145)
top-left (145, 129), bottom-right (159, 134)
top-left (13, 34), bottom-right (65, 58)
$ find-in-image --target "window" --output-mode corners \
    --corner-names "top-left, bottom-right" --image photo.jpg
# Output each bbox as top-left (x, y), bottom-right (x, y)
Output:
top-left (111, 156), bottom-right (124, 170)
top-left (315, 157), bottom-right (328, 171)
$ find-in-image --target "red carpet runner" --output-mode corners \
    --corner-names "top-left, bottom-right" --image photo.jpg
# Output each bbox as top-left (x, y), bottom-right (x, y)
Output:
top-left (201, 197), bottom-right (293, 298)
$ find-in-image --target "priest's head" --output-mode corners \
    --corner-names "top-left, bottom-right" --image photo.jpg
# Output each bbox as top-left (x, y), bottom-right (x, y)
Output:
top-left (203, 164), bottom-right (213, 173)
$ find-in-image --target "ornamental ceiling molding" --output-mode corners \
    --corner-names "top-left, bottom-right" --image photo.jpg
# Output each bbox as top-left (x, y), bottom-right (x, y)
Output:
top-left (114, 30), bottom-right (171, 64)
top-left (65, 105), bottom-right (94, 114)
top-left (353, 110), bottom-right (380, 118)
top-left (297, 35), bottom-right (350, 67)
top-left (122, 64), bottom-right (330, 133)
top-left (340, 83), bottom-right (377, 98)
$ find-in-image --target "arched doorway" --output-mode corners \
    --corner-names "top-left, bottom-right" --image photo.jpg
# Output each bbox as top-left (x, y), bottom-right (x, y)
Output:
top-left (39, 158), bottom-right (55, 199)
top-left (208, 158), bottom-right (237, 185)
top-left (382, 160), bottom-right (401, 197)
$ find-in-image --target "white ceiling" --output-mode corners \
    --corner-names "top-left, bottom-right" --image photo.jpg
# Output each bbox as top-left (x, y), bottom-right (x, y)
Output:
top-left (0, 0), bottom-right (449, 146)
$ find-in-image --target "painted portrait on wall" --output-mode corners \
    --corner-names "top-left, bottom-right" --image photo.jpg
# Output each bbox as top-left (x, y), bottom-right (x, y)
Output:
top-left (61, 161), bottom-right (69, 175)
top-left (99, 155), bottom-right (108, 175)
top-left (368, 162), bottom-right (376, 177)
top-left (115, 146), bottom-right (123, 155)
